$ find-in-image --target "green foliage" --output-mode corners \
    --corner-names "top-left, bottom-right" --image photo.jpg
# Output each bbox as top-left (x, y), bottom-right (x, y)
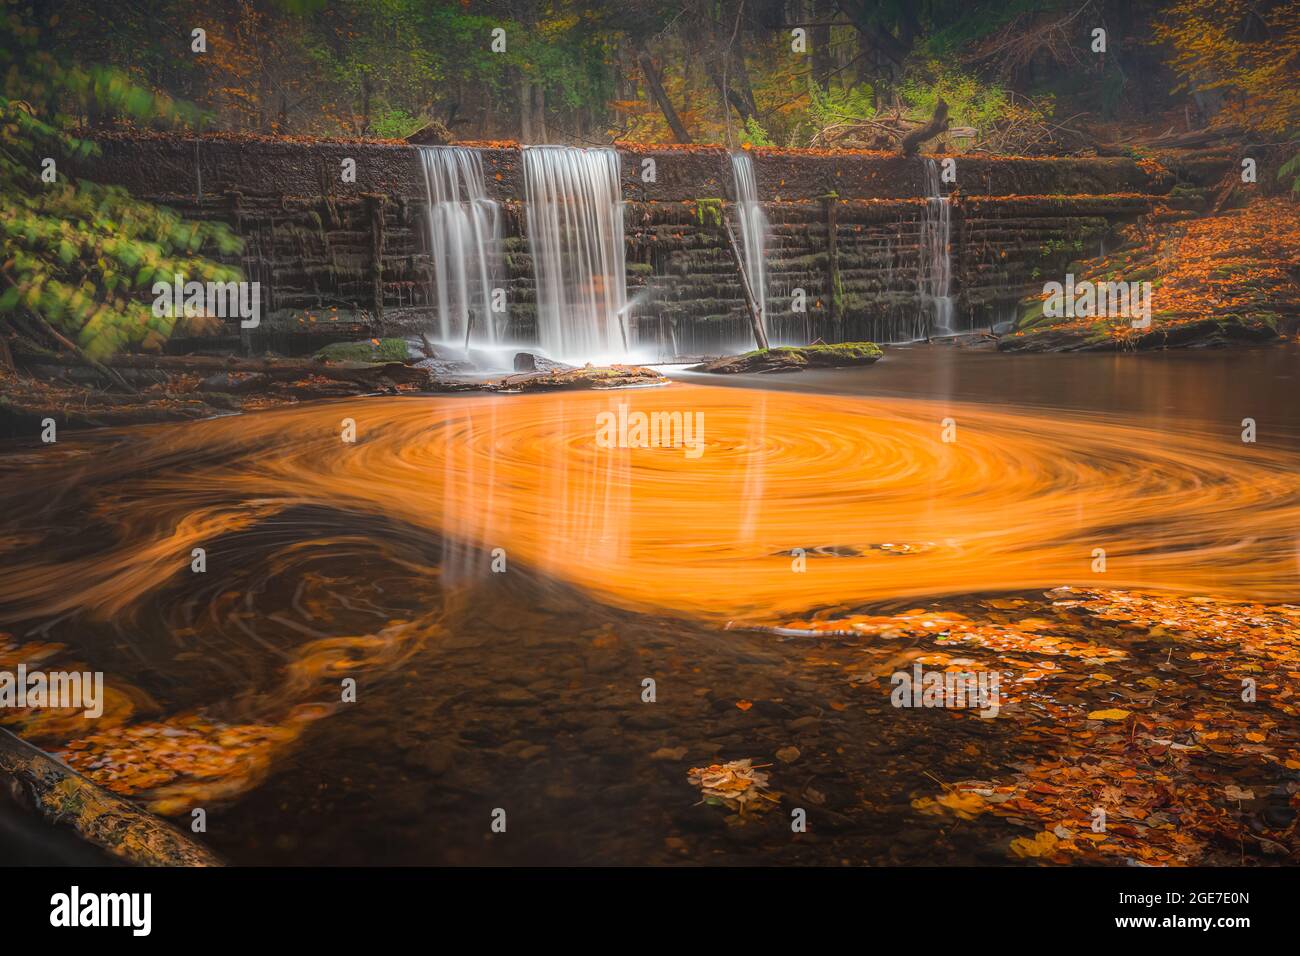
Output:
top-left (900, 60), bottom-right (1011, 132)
top-left (370, 107), bottom-right (425, 139)
top-left (807, 81), bottom-right (877, 129)
top-left (302, 0), bottom-right (447, 131)
top-left (921, 0), bottom-right (1069, 55)
top-left (740, 116), bottom-right (772, 148)
top-left (896, 59), bottom-right (1052, 150)
top-left (315, 338), bottom-right (409, 363)
top-left (787, 80), bottom-right (878, 145)
top-left (1279, 152), bottom-right (1300, 198)
top-left (1, 7), bottom-right (241, 359)
top-left (509, 12), bottom-right (616, 113)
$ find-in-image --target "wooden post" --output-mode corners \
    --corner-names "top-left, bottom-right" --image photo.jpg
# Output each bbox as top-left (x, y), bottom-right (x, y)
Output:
top-left (721, 210), bottom-right (769, 351)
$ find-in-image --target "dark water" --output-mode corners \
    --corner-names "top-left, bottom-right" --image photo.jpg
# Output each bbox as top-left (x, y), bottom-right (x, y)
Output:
top-left (673, 342), bottom-right (1300, 447)
top-left (1, 342), bottom-right (1297, 866)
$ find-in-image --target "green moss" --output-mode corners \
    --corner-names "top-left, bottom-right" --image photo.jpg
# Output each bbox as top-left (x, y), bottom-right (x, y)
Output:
top-left (693, 198), bottom-right (723, 227)
top-left (1015, 298), bottom-right (1048, 330)
top-left (57, 788), bottom-right (85, 818)
top-left (742, 342), bottom-right (882, 361)
top-left (315, 338), bottom-right (409, 363)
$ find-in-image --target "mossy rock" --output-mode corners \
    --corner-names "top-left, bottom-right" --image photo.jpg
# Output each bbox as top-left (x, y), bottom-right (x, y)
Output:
top-left (693, 198), bottom-right (724, 227)
top-left (694, 342), bottom-right (882, 374)
top-left (1015, 299), bottom-right (1049, 330)
top-left (315, 338), bottom-right (409, 364)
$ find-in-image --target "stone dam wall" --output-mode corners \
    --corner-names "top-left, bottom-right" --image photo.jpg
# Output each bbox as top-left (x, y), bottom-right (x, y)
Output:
top-left (80, 135), bottom-right (1172, 355)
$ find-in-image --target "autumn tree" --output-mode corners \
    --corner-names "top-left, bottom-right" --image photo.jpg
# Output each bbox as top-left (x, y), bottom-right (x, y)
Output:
top-left (1152, 0), bottom-right (1299, 190)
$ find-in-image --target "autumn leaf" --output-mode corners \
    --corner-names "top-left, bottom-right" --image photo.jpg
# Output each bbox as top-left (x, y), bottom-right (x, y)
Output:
top-left (1087, 708), bottom-right (1131, 721)
top-left (1010, 831), bottom-right (1060, 859)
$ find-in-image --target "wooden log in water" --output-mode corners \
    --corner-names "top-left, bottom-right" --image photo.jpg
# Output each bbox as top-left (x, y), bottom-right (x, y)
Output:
top-left (720, 210), bottom-right (770, 351)
top-left (0, 728), bottom-right (222, 867)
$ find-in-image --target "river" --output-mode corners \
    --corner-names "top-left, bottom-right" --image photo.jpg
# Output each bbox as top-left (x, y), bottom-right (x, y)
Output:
top-left (1, 344), bottom-right (1297, 865)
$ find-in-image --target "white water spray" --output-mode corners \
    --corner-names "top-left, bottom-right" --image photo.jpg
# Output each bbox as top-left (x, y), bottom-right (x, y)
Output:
top-left (418, 146), bottom-right (502, 346)
top-left (919, 158), bottom-right (955, 334)
top-left (730, 152), bottom-right (769, 338)
top-left (523, 146), bottom-right (628, 364)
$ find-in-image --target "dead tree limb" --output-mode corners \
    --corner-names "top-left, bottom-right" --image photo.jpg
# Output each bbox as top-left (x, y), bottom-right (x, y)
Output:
top-left (901, 98), bottom-right (950, 156)
top-left (721, 210), bottom-right (770, 351)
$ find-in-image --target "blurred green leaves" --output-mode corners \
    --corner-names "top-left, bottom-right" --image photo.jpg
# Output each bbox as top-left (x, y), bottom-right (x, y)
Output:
top-left (2, 6), bottom-right (240, 358)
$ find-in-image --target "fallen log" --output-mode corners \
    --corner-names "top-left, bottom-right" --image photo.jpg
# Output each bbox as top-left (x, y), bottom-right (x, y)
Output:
top-left (693, 342), bottom-right (882, 374)
top-left (901, 99), bottom-right (949, 156)
top-left (0, 727), bottom-right (222, 867)
top-left (435, 364), bottom-right (667, 393)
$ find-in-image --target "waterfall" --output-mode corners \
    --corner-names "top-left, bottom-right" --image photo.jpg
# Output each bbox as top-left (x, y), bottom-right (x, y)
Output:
top-left (919, 158), bottom-right (955, 335)
top-left (523, 146), bottom-right (628, 363)
top-left (730, 152), bottom-right (769, 339)
top-left (418, 145), bottom-right (502, 346)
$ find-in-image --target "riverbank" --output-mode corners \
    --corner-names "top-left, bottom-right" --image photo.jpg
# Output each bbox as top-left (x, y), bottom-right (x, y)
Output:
top-left (0, 350), bottom-right (669, 436)
top-left (1001, 196), bottom-right (1300, 352)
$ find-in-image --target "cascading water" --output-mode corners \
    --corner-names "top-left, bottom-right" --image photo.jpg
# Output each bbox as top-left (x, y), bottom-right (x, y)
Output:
top-left (523, 146), bottom-right (628, 364)
top-left (730, 152), bottom-right (769, 340)
top-left (919, 158), bottom-right (955, 335)
top-left (418, 145), bottom-right (502, 346)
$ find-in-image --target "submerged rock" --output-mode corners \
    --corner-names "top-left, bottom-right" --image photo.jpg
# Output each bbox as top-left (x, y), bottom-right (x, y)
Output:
top-left (513, 351), bottom-right (574, 373)
top-left (693, 342), bottom-right (883, 374)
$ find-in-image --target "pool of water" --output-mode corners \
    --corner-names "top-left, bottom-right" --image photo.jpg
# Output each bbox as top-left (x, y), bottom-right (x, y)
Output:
top-left (0, 343), bottom-right (1296, 865)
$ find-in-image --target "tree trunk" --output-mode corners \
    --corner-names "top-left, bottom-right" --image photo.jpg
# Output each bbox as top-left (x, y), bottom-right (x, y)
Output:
top-left (533, 83), bottom-right (548, 143)
top-left (360, 74), bottom-right (373, 137)
top-left (519, 76), bottom-right (534, 143)
top-left (812, 0), bottom-right (833, 91)
top-left (638, 48), bottom-right (693, 144)
top-left (836, 1), bottom-right (911, 66)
